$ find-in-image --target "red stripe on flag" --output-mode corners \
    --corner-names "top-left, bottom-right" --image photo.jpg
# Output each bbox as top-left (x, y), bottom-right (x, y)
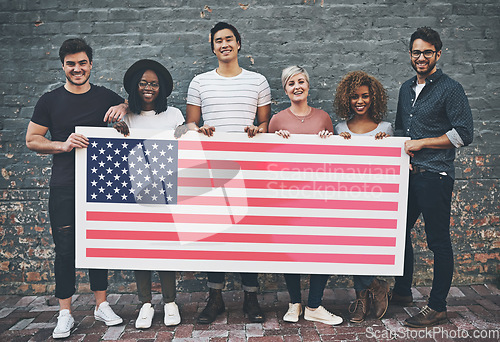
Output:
top-left (87, 230), bottom-right (397, 247)
top-left (86, 211), bottom-right (397, 228)
top-left (177, 196), bottom-right (398, 211)
top-left (178, 159), bottom-right (400, 175)
top-left (86, 248), bottom-right (395, 265)
top-left (178, 177), bottom-right (400, 193)
top-left (179, 140), bottom-right (401, 157)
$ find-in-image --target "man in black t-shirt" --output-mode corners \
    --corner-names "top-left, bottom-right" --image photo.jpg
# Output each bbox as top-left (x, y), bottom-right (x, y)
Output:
top-left (26, 38), bottom-right (127, 339)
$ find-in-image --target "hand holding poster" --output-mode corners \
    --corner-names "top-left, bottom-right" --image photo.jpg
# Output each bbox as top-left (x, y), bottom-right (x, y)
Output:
top-left (75, 127), bottom-right (409, 276)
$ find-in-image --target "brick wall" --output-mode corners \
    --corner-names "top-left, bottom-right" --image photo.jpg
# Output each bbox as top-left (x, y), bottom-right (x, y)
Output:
top-left (1, 0), bottom-right (499, 295)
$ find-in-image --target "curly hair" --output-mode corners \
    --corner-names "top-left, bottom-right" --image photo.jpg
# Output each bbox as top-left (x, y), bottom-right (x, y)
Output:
top-left (334, 71), bottom-right (387, 123)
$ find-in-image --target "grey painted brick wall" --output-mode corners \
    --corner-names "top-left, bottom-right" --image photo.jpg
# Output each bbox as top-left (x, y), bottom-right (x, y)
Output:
top-left (0, 0), bottom-right (499, 295)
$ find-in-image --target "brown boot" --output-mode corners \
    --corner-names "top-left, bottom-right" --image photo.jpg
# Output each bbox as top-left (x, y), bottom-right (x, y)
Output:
top-left (197, 288), bottom-right (225, 324)
top-left (349, 289), bottom-right (369, 323)
top-left (368, 278), bottom-right (389, 319)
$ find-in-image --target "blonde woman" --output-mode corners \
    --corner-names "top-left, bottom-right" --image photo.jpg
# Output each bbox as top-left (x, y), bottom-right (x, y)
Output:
top-left (269, 66), bottom-right (341, 326)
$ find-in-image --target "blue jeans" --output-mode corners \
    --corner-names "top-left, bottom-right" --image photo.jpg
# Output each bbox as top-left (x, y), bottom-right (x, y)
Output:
top-left (353, 275), bottom-right (375, 291)
top-left (393, 172), bottom-right (454, 312)
top-left (284, 274), bottom-right (329, 309)
top-left (207, 272), bottom-right (259, 292)
top-left (49, 186), bottom-right (108, 299)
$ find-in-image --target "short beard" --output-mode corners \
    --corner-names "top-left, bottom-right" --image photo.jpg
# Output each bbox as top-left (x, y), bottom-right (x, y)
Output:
top-left (411, 59), bottom-right (436, 77)
top-left (66, 73), bottom-right (90, 86)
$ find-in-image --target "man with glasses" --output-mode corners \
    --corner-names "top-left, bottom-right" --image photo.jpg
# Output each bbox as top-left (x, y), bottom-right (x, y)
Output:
top-left (392, 27), bottom-right (474, 328)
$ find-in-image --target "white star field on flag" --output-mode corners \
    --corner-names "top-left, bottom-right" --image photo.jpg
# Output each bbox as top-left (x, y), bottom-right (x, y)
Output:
top-left (86, 138), bottom-right (178, 204)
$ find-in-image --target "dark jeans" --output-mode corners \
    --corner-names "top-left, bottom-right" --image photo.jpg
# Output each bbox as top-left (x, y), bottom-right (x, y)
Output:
top-left (393, 172), bottom-right (454, 312)
top-left (207, 272), bottom-right (259, 292)
top-left (353, 275), bottom-right (375, 291)
top-left (49, 186), bottom-right (108, 299)
top-left (284, 274), bottom-right (329, 309)
top-left (135, 270), bottom-right (176, 303)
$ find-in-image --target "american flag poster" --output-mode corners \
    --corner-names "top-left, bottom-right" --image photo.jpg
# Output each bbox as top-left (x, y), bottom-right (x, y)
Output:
top-left (75, 127), bottom-right (409, 275)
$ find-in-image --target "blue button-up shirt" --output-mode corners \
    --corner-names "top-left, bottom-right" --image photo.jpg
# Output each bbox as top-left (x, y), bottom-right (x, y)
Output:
top-left (395, 69), bottom-right (474, 179)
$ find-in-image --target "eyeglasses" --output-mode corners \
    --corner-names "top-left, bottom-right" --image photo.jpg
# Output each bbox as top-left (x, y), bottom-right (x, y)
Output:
top-left (138, 81), bottom-right (160, 90)
top-left (411, 50), bottom-right (437, 59)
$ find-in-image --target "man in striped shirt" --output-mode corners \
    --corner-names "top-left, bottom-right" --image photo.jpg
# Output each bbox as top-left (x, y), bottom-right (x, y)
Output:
top-left (185, 22), bottom-right (271, 324)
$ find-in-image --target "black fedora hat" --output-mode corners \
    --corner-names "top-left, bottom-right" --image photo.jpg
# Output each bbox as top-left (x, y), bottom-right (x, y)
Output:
top-left (123, 59), bottom-right (173, 96)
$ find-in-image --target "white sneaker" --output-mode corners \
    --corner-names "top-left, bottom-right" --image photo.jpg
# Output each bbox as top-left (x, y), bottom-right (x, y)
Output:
top-left (135, 303), bottom-right (155, 329)
top-left (304, 306), bottom-right (343, 325)
top-left (52, 309), bottom-right (74, 339)
top-left (283, 303), bottom-right (302, 322)
top-left (94, 301), bottom-right (123, 326)
top-left (164, 302), bottom-right (181, 326)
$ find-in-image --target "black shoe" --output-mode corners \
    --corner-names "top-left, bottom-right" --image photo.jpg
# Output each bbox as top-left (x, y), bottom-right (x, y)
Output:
top-left (243, 291), bottom-right (265, 323)
top-left (197, 288), bottom-right (225, 324)
top-left (404, 305), bottom-right (447, 328)
top-left (389, 289), bottom-right (413, 306)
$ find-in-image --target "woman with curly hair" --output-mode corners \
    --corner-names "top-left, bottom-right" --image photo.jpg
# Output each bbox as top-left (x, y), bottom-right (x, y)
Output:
top-left (334, 70), bottom-right (392, 139)
top-left (333, 71), bottom-right (392, 323)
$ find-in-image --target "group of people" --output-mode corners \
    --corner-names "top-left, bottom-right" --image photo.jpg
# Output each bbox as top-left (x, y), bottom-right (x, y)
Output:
top-left (26, 22), bottom-right (473, 339)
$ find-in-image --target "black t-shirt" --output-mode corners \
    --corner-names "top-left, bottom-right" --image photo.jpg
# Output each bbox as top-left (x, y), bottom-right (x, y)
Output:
top-left (31, 84), bottom-right (124, 187)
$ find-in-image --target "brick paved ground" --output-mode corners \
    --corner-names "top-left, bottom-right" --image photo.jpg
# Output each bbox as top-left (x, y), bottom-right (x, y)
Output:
top-left (1, 284), bottom-right (499, 341)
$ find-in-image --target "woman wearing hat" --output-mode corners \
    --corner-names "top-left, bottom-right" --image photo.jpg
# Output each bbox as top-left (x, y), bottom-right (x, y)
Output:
top-left (114, 59), bottom-right (184, 329)
top-left (115, 59), bottom-right (184, 136)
